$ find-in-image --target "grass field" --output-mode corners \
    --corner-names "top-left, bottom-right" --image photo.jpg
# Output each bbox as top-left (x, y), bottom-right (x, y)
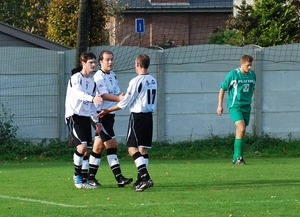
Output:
top-left (0, 157), bottom-right (300, 217)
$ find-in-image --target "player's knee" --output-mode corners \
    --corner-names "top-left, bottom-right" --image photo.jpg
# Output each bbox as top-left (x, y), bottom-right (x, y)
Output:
top-left (93, 146), bottom-right (104, 154)
top-left (237, 127), bottom-right (246, 137)
top-left (77, 144), bottom-right (87, 154)
top-left (104, 139), bottom-right (118, 149)
top-left (139, 148), bottom-right (148, 155)
top-left (128, 147), bottom-right (137, 157)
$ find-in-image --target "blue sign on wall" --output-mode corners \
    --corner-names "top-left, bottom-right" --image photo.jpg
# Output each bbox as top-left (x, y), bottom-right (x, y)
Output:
top-left (135, 18), bottom-right (145, 33)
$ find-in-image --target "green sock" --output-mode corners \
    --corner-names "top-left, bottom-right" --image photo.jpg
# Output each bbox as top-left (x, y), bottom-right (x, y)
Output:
top-left (233, 138), bottom-right (244, 161)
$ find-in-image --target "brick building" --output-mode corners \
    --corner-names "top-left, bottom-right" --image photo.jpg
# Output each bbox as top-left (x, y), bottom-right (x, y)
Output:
top-left (115, 0), bottom-right (233, 47)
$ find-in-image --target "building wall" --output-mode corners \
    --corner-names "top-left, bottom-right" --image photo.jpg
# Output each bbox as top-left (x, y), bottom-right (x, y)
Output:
top-left (0, 44), bottom-right (299, 143)
top-left (118, 12), bottom-right (230, 47)
top-left (189, 13), bottom-right (229, 44)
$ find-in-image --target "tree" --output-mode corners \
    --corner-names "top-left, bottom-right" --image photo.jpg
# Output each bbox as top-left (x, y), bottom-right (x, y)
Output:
top-left (47, 0), bottom-right (107, 48)
top-left (208, 0), bottom-right (300, 47)
top-left (106, 0), bottom-right (130, 45)
top-left (226, 0), bottom-right (259, 45)
top-left (0, 0), bottom-right (129, 48)
top-left (0, 0), bottom-right (49, 37)
top-left (253, 0), bottom-right (300, 46)
top-left (208, 0), bottom-right (258, 46)
top-left (292, 0), bottom-right (300, 12)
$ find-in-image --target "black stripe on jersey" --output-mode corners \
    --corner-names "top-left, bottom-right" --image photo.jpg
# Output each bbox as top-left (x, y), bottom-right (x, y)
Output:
top-left (138, 82), bottom-right (142, 93)
top-left (68, 75), bottom-right (96, 93)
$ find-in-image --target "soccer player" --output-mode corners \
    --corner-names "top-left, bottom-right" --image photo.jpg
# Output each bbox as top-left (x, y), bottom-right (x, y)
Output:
top-left (98, 54), bottom-right (157, 192)
top-left (88, 50), bottom-right (132, 187)
top-left (217, 54), bottom-right (256, 165)
top-left (65, 52), bottom-right (103, 189)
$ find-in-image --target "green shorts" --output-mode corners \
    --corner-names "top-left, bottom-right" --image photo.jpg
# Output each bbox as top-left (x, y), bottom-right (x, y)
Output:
top-left (229, 105), bottom-right (251, 126)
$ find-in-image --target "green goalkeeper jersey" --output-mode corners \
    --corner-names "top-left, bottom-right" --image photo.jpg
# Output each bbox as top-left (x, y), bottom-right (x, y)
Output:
top-left (220, 67), bottom-right (256, 108)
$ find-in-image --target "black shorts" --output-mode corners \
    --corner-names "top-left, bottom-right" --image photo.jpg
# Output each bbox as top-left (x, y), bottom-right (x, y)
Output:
top-left (66, 114), bottom-right (92, 148)
top-left (126, 112), bottom-right (153, 149)
top-left (93, 114), bottom-right (115, 142)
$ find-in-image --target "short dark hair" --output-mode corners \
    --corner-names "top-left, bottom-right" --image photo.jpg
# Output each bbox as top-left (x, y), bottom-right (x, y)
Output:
top-left (98, 50), bottom-right (114, 61)
top-left (136, 54), bottom-right (150, 69)
top-left (80, 52), bottom-right (96, 63)
top-left (241, 54), bottom-right (253, 63)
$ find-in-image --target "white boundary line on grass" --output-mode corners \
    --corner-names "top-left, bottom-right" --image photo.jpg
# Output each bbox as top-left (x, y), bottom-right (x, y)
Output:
top-left (0, 195), bottom-right (87, 208)
top-left (1, 194), bottom-right (298, 208)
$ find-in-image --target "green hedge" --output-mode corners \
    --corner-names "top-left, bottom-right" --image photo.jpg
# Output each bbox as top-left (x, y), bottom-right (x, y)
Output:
top-left (1, 134), bottom-right (299, 162)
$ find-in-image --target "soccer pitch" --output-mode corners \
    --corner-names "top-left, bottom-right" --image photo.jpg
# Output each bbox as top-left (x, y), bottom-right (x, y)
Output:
top-left (0, 158), bottom-right (299, 216)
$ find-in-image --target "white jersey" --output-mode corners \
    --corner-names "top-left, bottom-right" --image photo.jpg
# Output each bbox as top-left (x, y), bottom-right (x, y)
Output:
top-left (93, 69), bottom-right (121, 113)
top-left (117, 74), bottom-right (157, 113)
top-left (65, 72), bottom-right (98, 122)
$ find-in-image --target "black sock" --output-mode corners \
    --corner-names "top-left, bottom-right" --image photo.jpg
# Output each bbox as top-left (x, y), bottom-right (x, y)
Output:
top-left (133, 152), bottom-right (150, 181)
top-left (88, 151), bottom-right (101, 180)
top-left (107, 148), bottom-right (122, 181)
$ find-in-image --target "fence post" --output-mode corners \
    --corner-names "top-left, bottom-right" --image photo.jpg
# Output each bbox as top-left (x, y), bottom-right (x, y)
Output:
top-left (253, 48), bottom-right (263, 136)
top-left (156, 50), bottom-right (165, 142)
top-left (57, 51), bottom-right (66, 140)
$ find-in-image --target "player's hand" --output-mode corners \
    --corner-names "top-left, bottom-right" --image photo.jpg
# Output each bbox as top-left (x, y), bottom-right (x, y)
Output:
top-left (95, 122), bottom-right (102, 133)
top-left (93, 94), bottom-right (103, 104)
top-left (118, 93), bottom-right (125, 101)
top-left (217, 106), bottom-right (223, 116)
top-left (97, 108), bottom-right (109, 118)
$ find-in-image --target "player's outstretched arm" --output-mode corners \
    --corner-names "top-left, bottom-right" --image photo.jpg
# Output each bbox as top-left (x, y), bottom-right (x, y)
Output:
top-left (97, 108), bottom-right (109, 118)
top-left (93, 94), bottom-right (103, 104)
top-left (97, 105), bottom-right (121, 118)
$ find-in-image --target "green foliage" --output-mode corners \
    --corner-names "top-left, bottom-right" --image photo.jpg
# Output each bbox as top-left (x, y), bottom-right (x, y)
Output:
top-left (207, 28), bottom-right (226, 44)
top-left (208, 28), bottom-right (245, 46)
top-left (46, 0), bottom-right (79, 47)
top-left (253, 0), bottom-right (300, 46)
top-left (208, 0), bottom-right (300, 47)
top-left (0, 0), bottom-right (49, 37)
top-left (225, 0), bottom-right (258, 46)
top-left (87, 0), bottom-right (108, 46)
top-left (1, 133), bottom-right (300, 162)
top-left (0, 0), bottom-right (110, 47)
top-left (47, 0), bottom-right (107, 48)
top-left (46, 0), bottom-right (107, 48)
top-left (0, 139), bottom-right (72, 161)
top-left (0, 104), bottom-right (18, 145)
top-left (147, 133), bottom-right (300, 159)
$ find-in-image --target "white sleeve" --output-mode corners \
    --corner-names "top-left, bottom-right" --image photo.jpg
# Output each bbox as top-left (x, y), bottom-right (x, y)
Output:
top-left (70, 76), bottom-right (94, 102)
top-left (117, 80), bottom-right (137, 109)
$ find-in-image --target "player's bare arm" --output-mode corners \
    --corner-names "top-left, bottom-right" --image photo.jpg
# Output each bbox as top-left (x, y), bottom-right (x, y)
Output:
top-left (217, 88), bottom-right (225, 116)
top-left (117, 92), bottom-right (125, 101)
top-left (93, 94), bottom-right (103, 104)
top-left (97, 108), bottom-right (109, 118)
top-left (97, 105), bottom-right (121, 118)
top-left (101, 93), bottom-right (124, 102)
